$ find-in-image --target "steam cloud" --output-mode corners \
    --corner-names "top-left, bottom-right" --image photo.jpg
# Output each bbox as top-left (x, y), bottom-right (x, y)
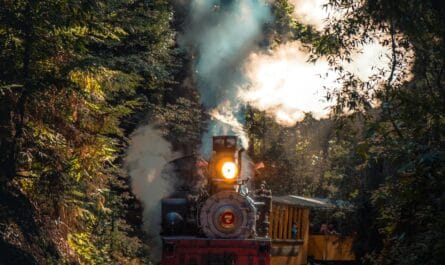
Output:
top-left (239, 0), bottom-right (395, 126)
top-left (289, 0), bottom-right (340, 30)
top-left (240, 42), bottom-right (336, 125)
top-left (181, 0), bottom-right (398, 131)
top-left (178, 0), bottom-right (272, 156)
top-left (125, 125), bottom-right (178, 261)
top-left (240, 41), bottom-right (391, 125)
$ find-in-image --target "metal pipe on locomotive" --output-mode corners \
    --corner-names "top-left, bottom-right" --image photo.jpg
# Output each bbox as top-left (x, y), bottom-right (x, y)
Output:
top-left (161, 136), bottom-right (272, 265)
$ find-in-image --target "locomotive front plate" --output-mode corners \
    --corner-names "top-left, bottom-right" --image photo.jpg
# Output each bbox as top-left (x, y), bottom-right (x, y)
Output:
top-left (200, 191), bottom-right (256, 239)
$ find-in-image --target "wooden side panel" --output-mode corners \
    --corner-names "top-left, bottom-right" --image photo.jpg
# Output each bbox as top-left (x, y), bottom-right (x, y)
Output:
top-left (273, 205), bottom-right (278, 239)
top-left (270, 203), bottom-right (310, 265)
top-left (278, 205), bottom-right (284, 239)
top-left (294, 209), bottom-right (309, 265)
top-left (298, 209), bottom-right (303, 240)
top-left (283, 206), bottom-right (289, 240)
top-left (270, 240), bottom-right (302, 265)
top-left (271, 256), bottom-right (298, 265)
top-left (272, 205), bottom-right (279, 239)
top-left (308, 235), bottom-right (324, 260)
top-left (308, 235), bottom-right (355, 261)
top-left (293, 208), bottom-right (299, 239)
top-left (287, 206), bottom-right (293, 239)
top-left (270, 203), bottom-right (307, 241)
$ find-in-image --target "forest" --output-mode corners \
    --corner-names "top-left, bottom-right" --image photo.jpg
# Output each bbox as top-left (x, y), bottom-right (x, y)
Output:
top-left (0, 0), bottom-right (444, 264)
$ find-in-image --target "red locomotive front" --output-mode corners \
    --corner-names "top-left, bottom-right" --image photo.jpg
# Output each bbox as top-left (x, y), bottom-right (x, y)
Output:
top-left (160, 136), bottom-right (272, 265)
top-left (162, 238), bottom-right (270, 265)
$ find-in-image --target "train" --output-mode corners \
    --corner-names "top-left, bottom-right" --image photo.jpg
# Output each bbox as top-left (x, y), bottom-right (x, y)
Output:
top-left (160, 136), bottom-right (355, 265)
top-left (160, 136), bottom-right (271, 265)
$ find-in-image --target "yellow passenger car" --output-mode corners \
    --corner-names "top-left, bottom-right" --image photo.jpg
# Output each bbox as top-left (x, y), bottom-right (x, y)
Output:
top-left (269, 195), bottom-right (355, 265)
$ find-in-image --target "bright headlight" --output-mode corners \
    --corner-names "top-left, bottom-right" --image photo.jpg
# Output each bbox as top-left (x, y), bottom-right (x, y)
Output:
top-left (221, 161), bottom-right (237, 179)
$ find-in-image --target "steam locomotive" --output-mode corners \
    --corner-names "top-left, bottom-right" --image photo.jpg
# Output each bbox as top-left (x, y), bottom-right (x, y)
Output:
top-left (161, 136), bottom-right (272, 265)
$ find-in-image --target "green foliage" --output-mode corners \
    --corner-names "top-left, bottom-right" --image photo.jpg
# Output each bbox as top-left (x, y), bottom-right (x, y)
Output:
top-left (269, 0), bottom-right (323, 46)
top-left (319, 0), bottom-right (445, 264)
top-left (0, 0), bottom-right (181, 264)
top-left (246, 110), bottom-right (335, 197)
top-left (153, 96), bottom-right (205, 148)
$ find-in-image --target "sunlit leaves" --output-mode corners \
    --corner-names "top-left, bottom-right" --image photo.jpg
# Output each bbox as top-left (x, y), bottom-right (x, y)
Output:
top-left (1, 0), bottom-right (176, 263)
top-left (68, 232), bottom-right (112, 265)
top-left (153, 97), bottom-right (204, 146)
top-left (319, 0), bottom-right (445, 264)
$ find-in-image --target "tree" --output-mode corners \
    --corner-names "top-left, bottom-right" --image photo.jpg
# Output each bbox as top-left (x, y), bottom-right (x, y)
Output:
top-left (319, 0), bottom-right (445, 264)
top-left (0, 0), bottom-right (181, 263)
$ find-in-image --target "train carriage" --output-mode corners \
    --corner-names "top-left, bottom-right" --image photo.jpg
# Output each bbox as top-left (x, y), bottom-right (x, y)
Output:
top-left (270, 196), bottom-right (355, 264)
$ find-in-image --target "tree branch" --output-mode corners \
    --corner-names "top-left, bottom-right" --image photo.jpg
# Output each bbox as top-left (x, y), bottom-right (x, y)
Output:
top-left (9, 1), bottom-right (35, 180)
top-left (384, 22), bottom-right (404, 140)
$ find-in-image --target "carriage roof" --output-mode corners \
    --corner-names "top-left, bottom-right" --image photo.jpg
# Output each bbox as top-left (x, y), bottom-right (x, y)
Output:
top-left (272, 195), bottom-right (336, 209)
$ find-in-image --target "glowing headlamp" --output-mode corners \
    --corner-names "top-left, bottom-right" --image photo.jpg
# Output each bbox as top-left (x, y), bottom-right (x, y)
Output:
top-left (221, 161), bottom-right (237, 179)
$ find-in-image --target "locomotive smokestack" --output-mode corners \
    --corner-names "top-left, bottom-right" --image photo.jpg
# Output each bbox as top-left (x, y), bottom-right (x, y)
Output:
top-left (238, 147), bottom-right (245, 177)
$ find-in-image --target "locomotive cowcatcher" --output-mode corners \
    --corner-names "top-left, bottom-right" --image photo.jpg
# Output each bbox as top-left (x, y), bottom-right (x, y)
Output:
top-left (161, 136), bottom-right (272, 265)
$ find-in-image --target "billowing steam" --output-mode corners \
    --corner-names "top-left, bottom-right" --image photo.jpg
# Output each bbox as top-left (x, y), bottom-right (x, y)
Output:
top-left (180, 0), bottom-right (400, 131)
top-left (208, 102), bottom-right (250, 149)
top-left (238, 0), bottom-right (397, 126)
top-left (290, 0), bottom-right (334, 29)
top-left (289, 0), bottom-right (348, 30)
top-left (125, 125), bottom-right (178, 261)
top-left (240, 40), bottom-right (391, 125)
top-left (240, 42), bottom-right (336, 126)
top-left (179, 0), bottom-right (272, 156)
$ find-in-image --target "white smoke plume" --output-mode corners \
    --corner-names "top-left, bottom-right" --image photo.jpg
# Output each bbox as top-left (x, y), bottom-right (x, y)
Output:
top-left (209, 101), bottom-right (250, 150)
top-left (290, 0), bottom-right (334, 30)
top-left (239, 40), bottom-right (392, 125)
top-left (239, 42), bottom-right (336, 126)
top-left (125, 125), bottom-right (179, 261)
top-left (178, 0), bottom-right (409, 134)
top-left (178, 0), bottom-right (272, 156)
top-left (238, 0), bottom-right (396, 126)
